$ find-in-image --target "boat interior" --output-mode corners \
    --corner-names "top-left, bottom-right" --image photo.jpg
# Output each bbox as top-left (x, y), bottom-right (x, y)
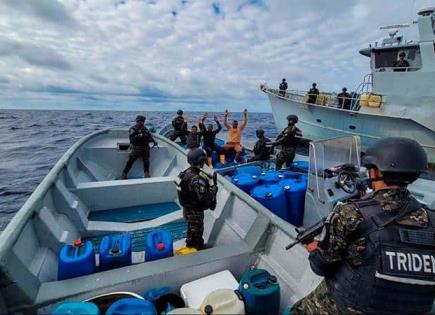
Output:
top-left (1, 128), bottom-right (434, 313)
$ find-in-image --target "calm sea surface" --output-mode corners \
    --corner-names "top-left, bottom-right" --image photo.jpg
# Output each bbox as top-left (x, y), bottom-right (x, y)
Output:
top-left (0, 109), bottom-right (278, 231)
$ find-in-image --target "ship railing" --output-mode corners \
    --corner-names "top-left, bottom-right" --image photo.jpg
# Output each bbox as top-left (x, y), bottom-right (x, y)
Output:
top-left (375, 66), bottom-right (421, 72)
top-left (262, 86), bottom-right (384, 111)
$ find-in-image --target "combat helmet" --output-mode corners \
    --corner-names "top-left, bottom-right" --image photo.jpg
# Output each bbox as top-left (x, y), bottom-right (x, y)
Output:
top-left (362, 137), bottom-right (427, 173)
top-left (177, 109), bottom-right (183, 116)
top-left (256, 128), bottom-right (264, 138)
top-left (286, 114), bottom-right (298, 123)
top-left (188, 148), bottom-right (207, 166)
top-left (135, 115), bottom-right (145, 122)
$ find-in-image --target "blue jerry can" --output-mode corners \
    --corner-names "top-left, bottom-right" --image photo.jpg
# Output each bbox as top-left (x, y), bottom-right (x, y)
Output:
top-left (52, 302), bottom-right (99, 315)
top-left (145, 229), bottom-right (173, 261)
top-left (292, 160), bottom-right (309, 172)
top-left (238, 268), bottom-right (280, 315)
top-left (279, 178), bottom-right (307, 227)
top-left (99, 234), bottom-right (132, 271)
top-left (232, 174), bottom-right (260, 193)
top-left (106, 298), bottom-right (157, 315)
top-left (58, 240), bottom-right (96, 280)
top-left (251, 184), bottom-right (288, 221)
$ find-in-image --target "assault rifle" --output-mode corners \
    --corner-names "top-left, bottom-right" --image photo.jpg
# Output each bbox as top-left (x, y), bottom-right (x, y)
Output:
top-left (285, 218), bottom-right (326, 250)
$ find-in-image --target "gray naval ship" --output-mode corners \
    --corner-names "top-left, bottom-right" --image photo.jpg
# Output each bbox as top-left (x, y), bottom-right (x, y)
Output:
top-left (262, 7), bottom-right (435, 165)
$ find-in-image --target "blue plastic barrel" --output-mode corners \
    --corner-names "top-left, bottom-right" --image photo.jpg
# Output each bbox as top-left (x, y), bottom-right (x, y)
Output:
top-left (260, 171), bottom-right (285, 184)
top-left (58, 240), bottom-right (96, 280)
top-left (52, 302), bottom-right (99, 315)
top-left (279, 179), bottom-right (307, 227)
top-left (234, 165), bottom-right (262, 176)
top-left (232, 174), bottom-right (260, 193)
top-left (215, 161), bottom-right (236, 169)
top-left (145, 229), bottom-right (173, 261)
top-left (99, 234), bottom-right (132, 271)
top-left (251, 184), bottom-right (288, 221)
top-left (292, 160), bottom-right (309, 172)
top-left (106, 298), bottom-right (157, 315)
top-left (238, 268), bottom-right (280, 315)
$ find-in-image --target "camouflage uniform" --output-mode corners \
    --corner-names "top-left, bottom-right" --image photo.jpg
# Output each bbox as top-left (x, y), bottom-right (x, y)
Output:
top-left (275, 126), bottom-right (302, 170)
top-left (307, 87), bottom-right (319, 104)
top-left (122, 125), bottom-right (156, 175)
top-left (248, 136), bottom-right (272, 162)
top-left (177, 167), bottom-right (217, 250)
top-left (170, 116), bottom-right (187, 145)
top-left (291, 188), bottom-right (429, 315)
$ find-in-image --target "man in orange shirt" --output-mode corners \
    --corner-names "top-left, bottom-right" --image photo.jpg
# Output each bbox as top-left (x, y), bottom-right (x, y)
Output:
top-left (223, 109), bottom-right (248, 162)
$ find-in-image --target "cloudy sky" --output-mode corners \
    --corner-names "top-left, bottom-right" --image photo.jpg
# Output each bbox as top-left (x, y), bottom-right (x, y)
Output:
top-left (0, 0), bottom-right (432, 112)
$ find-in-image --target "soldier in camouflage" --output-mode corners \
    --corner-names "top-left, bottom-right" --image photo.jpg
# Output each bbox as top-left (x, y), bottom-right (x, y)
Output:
top-left (248, 128), bottom-right (273, 162)
top-left (292, 137), bottom-right (435, 315)
top-left (121, 115), bottom-right (157, 179)
top-left (170, 109), bottom-right (188, 145)
top-left (274, 115), bottom-right (302, 170)
top-left (176, 149), bottom-right (218, 250)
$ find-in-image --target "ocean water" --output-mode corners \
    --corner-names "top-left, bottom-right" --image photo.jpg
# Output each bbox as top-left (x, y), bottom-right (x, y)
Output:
top-left (0, 109), bottom-right (278, 231)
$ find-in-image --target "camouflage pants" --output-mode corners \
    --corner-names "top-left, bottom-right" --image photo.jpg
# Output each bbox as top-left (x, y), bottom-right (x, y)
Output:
top-left (170, 130), bottom-right (187, 145)
top-left (276, 146), bottom-right (296, 170)
top-left (291, 280), bottom-right (362, 315)
top-left (183, 208), bottom-right (204, 249)
top-left (122, 146), bottom-right (150, 174)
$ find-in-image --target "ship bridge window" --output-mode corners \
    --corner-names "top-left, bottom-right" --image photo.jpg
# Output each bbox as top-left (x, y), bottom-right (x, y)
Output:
top-left (373, 46), bottom-right (421, 71)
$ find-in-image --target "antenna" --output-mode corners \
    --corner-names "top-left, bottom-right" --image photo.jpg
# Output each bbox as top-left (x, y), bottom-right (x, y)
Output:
top-left (379, 24), bottom-right (411, 30)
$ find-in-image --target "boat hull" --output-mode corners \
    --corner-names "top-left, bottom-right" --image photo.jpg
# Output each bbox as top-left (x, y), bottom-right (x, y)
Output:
top-left (267, 92), bottom-right (435, 164)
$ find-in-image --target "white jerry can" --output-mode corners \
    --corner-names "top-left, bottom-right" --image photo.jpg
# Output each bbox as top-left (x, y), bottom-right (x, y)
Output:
top-left (180, 270), bottom-right (239, 309)
top-left (200, 289), bottom-right (245, 315)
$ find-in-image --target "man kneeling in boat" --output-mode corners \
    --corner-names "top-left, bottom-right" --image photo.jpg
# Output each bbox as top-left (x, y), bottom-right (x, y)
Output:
top-left (222, 109), bottom-right (248, 162)
top-left (292, 137), bottom-right (435, 315)
top-left (121, 115), bottom-right (157, 179)
top-left (248, 128), bottom-right (273, 162)
top-left (176, 149), bottom-right (218, 250)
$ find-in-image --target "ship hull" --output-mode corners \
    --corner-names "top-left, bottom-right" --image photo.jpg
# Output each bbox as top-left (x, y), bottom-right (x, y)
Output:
top-left (267, 93), bottom-right (435, 164)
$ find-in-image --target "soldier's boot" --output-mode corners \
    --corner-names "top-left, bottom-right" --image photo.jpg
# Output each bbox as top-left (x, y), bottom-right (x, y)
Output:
top-left (207, 157), bottom-right (213, 168)
top-left (120, 173), bottom-right (127, 180)
top-left (144, 171), bottom-right (150, 178)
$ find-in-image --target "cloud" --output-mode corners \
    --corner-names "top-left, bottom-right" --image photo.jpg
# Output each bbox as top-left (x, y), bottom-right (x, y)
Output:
top-left (2, 0), bottom-right (76, 27)
top-left (0, 38), bottom-right (71, 70)
top-left (0, 0), bottom-right (427, 112)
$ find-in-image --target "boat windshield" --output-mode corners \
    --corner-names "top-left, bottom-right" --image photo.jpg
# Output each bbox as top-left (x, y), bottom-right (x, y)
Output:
top-left (308, 136), bottom-right (361, 200)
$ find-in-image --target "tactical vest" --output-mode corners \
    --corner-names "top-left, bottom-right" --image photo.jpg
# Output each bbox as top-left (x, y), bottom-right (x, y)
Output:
top-left (130, 126), bottom-right (151, 147)
top-left (280, 127), bottom-right (300, 147)
top-left (176, 168), bottom-right (216, 211)
top-left (326, 198), bottom-right (435, 315)
top-left (173, 117), bottom-right (184, 131)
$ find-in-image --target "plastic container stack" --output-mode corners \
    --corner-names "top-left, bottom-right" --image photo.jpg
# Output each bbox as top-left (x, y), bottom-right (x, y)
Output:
top-left (279, 178), bottom-right (307, 227)
top-left (232, 174), bottom-right (260, 193)
top-left (259, 171), bottom-right (285, 184)
top-left (251, 184), bottom-right (288, 221)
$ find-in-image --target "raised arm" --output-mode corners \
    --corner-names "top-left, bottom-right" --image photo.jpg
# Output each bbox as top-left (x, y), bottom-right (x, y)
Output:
top-left (214, 116), bottom-right (222, 134)
top-left (240, 109), bottom-right (248, 129)
top-left (223, 110), bottom-right (230, 129)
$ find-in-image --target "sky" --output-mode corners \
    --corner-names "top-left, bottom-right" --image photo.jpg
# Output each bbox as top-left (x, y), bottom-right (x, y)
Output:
top-left (0, 0), bottom-right (433, 112)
